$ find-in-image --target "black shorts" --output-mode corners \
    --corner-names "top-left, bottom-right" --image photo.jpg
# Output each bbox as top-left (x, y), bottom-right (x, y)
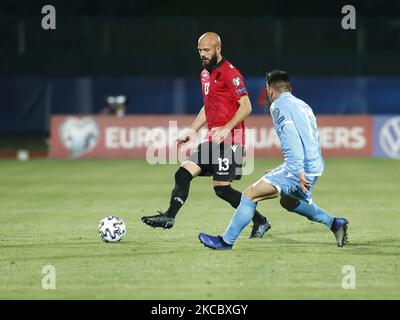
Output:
top-left (187, 142), bottom-right (244, 181)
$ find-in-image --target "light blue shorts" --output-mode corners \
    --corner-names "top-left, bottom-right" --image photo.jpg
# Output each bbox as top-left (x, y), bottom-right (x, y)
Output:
top-left (262, 165), bottom-right (320, 204)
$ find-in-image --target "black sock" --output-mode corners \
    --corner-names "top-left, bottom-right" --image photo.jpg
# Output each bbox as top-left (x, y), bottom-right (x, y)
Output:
top-left (166, 167), bottom-right (193, 218)
top-left (213, 185), bottom-right (267, 225)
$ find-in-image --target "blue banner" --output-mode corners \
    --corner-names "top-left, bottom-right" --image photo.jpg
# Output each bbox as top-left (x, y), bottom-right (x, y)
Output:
top-left (1, 76), bottom-right (400, 133)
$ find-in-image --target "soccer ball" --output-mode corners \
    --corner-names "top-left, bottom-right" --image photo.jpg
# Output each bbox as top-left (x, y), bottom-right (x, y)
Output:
top-left (98, 216), bottom-right (126, 243)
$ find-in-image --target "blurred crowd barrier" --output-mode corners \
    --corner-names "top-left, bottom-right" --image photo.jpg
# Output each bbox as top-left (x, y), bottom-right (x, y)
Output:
top-left (1, 76), bottom-right (400, 134)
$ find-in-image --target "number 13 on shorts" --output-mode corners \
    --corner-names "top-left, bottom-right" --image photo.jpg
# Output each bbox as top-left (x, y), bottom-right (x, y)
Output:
top-left (218, 157), bottom-right (230, 171)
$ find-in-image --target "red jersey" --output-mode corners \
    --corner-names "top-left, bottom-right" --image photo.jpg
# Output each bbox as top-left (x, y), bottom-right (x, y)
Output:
top-left (200, 59), bottom-right (247, 146)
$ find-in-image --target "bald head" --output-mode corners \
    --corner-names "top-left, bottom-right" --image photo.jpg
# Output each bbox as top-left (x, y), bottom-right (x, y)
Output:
top-left (198, 32), bottom-right (221, 47)
top-left (197, 32), bottom-right (222, 69)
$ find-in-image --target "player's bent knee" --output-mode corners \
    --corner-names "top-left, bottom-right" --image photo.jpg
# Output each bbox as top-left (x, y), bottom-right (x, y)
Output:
top-left (213, 186), bottom-right (226, 199)
top-left (280, 196), bottom-right (300, 212)
top-left (243, 187), bottom-right (256, 201)
top-left (180, 160), bottom-right (201, 177)
top-left (213, 185), bottom-right (241, 208)
top-left (213, 185), bottom-right (232, 198)
top-left (175, 166), bottom-right (193, 184)
top-left (212, 180), bottom-right (231, 187)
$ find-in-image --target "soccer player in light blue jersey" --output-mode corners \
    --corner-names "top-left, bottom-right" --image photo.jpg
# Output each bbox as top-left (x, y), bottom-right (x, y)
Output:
top-left (198, 69), bottom-right (349, 250)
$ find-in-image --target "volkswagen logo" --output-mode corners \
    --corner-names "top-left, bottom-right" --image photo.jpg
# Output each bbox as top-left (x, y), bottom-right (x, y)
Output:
top-left (379, 116), bottom-right (400, 159)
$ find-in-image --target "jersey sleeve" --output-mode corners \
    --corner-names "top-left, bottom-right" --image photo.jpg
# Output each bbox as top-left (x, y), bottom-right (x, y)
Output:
top-left (271, 105), bottom-right (305, 175)
top-left (224, 68), bottom-right (248, 100)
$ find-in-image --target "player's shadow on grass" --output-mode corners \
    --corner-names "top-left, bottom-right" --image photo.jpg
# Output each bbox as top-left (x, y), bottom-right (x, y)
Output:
top-left (2, 239), bottom-right (200, 262)
top-left (242, 235), bottom-right (400, 256)
top-left (1, 236), bottom-right (191, 249)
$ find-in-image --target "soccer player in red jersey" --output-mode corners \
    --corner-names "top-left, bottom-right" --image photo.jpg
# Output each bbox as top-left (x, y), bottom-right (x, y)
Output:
top-left (141, 32), bottom-right (270, 237)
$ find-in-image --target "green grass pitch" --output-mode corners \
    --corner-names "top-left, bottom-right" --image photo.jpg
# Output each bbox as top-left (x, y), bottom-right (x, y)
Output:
top-left (0, 158), bottom-right (399, 299)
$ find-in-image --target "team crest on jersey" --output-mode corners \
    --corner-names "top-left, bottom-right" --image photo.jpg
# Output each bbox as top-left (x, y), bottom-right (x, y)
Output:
top-left (201, 71), bottom-right (210, 81)
top-left (232, 77), bottom-right (241, 86)
top-left (273, 108), bottom-right (280, 120)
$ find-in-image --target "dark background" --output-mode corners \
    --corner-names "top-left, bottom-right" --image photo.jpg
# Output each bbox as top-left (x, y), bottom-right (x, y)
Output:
top-left (1, 0), bottom-right (399, 76)
top-left (0, 0), bottom-right (399, 143)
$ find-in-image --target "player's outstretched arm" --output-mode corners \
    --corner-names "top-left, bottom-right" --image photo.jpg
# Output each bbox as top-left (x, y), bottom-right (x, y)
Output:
top-left (224, 95), bottom-right (252, 131)
top-left (298, 172), bottom-right (312, 193)
top-left (279, 121), bottom-right (304, 175)
top-left (177, 106), bottom-right (206, 147)
top-left (188, 106), bottom-right (207, 132)
top-left (210, 96), bottom-right (252, 144)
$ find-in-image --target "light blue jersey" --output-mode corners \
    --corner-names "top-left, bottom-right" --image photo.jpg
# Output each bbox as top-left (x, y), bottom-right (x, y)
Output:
top-left (221, 92), bottom-right (338, 247)
top-left (270, 92), bottom-right (324, 177)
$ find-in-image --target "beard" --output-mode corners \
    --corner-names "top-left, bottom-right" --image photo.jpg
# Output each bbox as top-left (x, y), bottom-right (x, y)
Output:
top-left (201, 53), bottom-right (218, 69)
